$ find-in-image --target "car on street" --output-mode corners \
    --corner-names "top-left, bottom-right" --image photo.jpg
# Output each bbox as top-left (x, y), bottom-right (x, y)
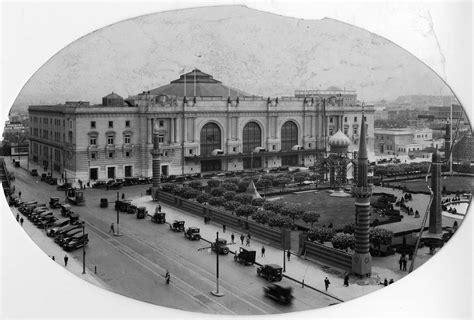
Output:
top-left (30, 169), bottom-right (38, 176)
top-left (151, 212), bottom-right (166, 224)
top-left (55, 229), bottom-right (82, 246)
top-left (33, 211), bottom-right (54, 225)
top-left (263, 284), bottom-right (293, 304)
top-left (234, 247), bottom-right (256, 265)
top-left (63, 234), bottom-right (89, 252)
top-left (38, 215), bottom-right (58, 229)
top-left (136, 207), bottom-right (147, 219)
top-left (100, 198), bottom-right (109, 208)
top-left (184, 227), bottom-right (201, 240)
top-left (211, 238), bottom-right (230, 255)
top-left (47, 219), bottom-right (76, 237)
top-left (257, 264), bottom-right (283, 282)
top-left (53, 224), bottom-right (82, 240)
top-left (49, 197), bottom-right (62, 209)
top-left (170, 220), bottom-right (185, 232)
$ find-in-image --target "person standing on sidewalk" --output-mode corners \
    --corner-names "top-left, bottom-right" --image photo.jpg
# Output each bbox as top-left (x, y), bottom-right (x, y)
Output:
top-left (246, 236), bottom-right (250, 247)
top-left (287, 250), bottom-right (291, 261)
top-left (164, 270), bottom-right (170, 285)
top-left (402, 255), bottom-right (407, 271)
top-left (231, 233), bottom-right (235, 244)
top-left (16, 214), bottom-right (20, 222)
top-left (18, 191), bottom-right (21, 198)
top-left (399, 255), bottom-right (403, 270)
top-left (222, 224), bottom-right (226, 233)
top-left (64, 255), bottom-right (69, 267)
top-left (240, 234), bottom-right (245, 245)
top-left (261, 245), bottom-right (265, 257)
top-left (344, 273), bottom-right (349, 287)
top-left (20, 217), bottom-right (24, 226)
top-left (324, 277), bottom-right (330, 291)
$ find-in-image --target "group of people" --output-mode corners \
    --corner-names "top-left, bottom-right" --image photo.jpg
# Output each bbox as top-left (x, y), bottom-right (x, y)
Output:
top-left (398, 254), bottom-right (408, 271)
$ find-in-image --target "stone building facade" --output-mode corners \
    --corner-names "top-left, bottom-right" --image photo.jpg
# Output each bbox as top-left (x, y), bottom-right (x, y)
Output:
top-left (28, 70), bottom-right (374, 184)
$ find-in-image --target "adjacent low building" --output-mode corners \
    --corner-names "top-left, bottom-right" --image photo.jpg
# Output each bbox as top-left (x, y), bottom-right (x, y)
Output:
top-left (28, 70), bottom-right (374, 184)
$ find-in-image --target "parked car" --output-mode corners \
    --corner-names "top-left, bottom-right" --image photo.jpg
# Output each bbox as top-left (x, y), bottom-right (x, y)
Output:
top-left (60, 204), bottom-right (73, 217)
top-left (32, 211), bottom-right (54, 225)
top-left (55, 228), bottom-right (82, 245)
top-left (49, 197), bottom-right (62, 209)
top-left (100, 198), bottom-right (109, 208)
top-left (136, 207), bottom-right (147, 219)
top-left (170, 220), bottom-right (185, 232)
top-left (184, 227), bottom-right (201, 240)
top-left (30, 169), bottom-right (38, 176)
top-left (211, 238), bottom-right (229, 255)
top-left (63, 234), bottom-right (89, 252)
top-left (61, 233), bottom-right (87, 248)
top-left (57, 182), bottom-right (72, 191)
top-left (92, 181), bottom-right (107, 189)
top-left (53, 224), bottom-right (82, 240)
top-left (47, 219), bottom-right (77, 237)
top-left (27, 206), bottom-right (48, 219)
top-left (257, 264), bottom-right (283, 282)
top-left (38, 215), bottom-right (58, 229)
top-left (106, 180), bottom-right (123, 190)
top-left (263, 284), bottom-right (293, 304)
top-left (234, 247), bottom-right (256, 265)
top-left (151, 212), bottom-right (166, 224)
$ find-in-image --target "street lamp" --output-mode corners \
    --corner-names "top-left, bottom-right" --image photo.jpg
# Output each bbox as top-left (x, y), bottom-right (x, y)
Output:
top-left (115, 191), bottom-right (121, 236)
top-left (211, 231), bottom-right (224, 297)
top-left (88, 159), bottom-right (91, 187)
top-left (82, 221), bottom-right (86, 274)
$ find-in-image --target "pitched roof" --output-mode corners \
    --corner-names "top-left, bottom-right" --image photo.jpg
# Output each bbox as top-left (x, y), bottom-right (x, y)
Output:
top-left (148, 69), bottom-right (249, 98)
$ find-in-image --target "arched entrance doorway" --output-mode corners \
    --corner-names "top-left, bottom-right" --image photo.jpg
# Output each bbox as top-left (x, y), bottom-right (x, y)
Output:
top-left (243, 121), bottom-right (262, 169)
top-left (200, 122), bottom-right (221, 172)
top-left (281, 121), bottom-right (299, 166)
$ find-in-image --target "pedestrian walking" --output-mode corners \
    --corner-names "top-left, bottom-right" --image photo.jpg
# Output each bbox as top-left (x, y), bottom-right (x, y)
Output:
top-left (246, 236), bottom-right (250, 247)
top-left (52, 256), bottom-right (55, 261)
top-left (18, 191), bottom-right (21, 198)
top-left (64, 255), bottom-right (69, 267)
top-left (158, 205), bottom-right (162, 212)
top-left (383, 278), bottom-right (388, 286)
top-left (222, 224), bottom-right (226, 233)
top-left (16, 213), bottom-right (20, 222)
top-left (109, 223), bottom-right (115, 234)
top-left (324, 277), bottom-right (330, 291)
top-left (231, 233), bottom-right (235, 244)
top-left (20, 217), bottom-right (24, 226)
top-left (287, 250), bottom-right (291, 261)
top-left (261, 245), bottom-right (265, 257)
top-left (389, 279), bottom-right (394, 285)
top-left (164, 270), bottom-right (170, 285)
top-left (399, 255), bottom-right (403, 270)
top-left (402, 256), bottom-right (407, 271)
top-left (122, 193), bottom-right (125, 200)
top-left (344, 273), bottom-right (349, 287)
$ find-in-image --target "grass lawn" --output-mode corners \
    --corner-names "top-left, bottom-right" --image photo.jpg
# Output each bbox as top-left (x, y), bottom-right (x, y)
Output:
top-left (392, 176), bottom-right (474, 194)
top-left (274, 191), bottom-right (381, 229)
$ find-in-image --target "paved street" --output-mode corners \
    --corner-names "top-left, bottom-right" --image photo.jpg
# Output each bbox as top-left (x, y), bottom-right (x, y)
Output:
top-left (5, 158), bottom-right (342, 314)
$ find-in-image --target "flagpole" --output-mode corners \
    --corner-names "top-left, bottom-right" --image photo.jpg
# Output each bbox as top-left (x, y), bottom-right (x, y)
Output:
top-left (194, 69), bottom-right (196, 98)
top-left (184, 70), bottom-right (186, 98)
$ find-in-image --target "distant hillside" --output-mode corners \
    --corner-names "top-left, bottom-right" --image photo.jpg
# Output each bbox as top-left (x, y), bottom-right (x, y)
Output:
top-left (10, 5), bottom-right (452, 114)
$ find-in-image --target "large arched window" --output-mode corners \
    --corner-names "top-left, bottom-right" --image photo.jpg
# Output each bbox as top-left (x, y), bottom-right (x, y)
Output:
top-left (200, 122), bottom-right (222, 172)
top-left (281, 121), bottom-right (299, 166)
top-left (281, 121), bottom-right (298, 150)
top-left (243, 122), bottom-right (262, 169)
top-left (200, 122), bottom-right (221, 156)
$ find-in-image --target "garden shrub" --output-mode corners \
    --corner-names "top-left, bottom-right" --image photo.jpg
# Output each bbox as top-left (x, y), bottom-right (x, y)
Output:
top-left (234, 194), bottom-right (253, 205)
top-left (182, 188), bottom-right (201, 199)
top-left (207, 180), bottom-right (220, 188)
top-left (302, 211), bottom-right (320, 228)
top-left (223, 200), bottom-right (241, 211)
top-left (235, 205), bottom-right (257, 219)
top-left (223, 191), bottom-right (237, 201)
top-left (162, 184), bottom-right (176, 193)
top-left (196, 193), bottom-right (211, 204)
top-left (210, 187), bottom-right (226, 197)
top-left (331, 233), bottom-right (355, 250)
top-left (251, 210), bottom-right (272, 224)
top-left (308, 227), bottom-right (336, 242)
top-left (188, 181), bottom-right (202, 190)
top-left (268, 215), bottom-right (293, 229)
top-left (208, 196), bottom-right (226, 207)
top-left (251, 198), bottom-right (266, 207)
top-left (222, 183), bottom-right (238, 192)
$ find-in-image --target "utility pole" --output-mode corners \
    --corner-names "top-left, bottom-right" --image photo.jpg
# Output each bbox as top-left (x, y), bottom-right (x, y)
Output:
top-left (211, 232), bottom-right (224, 297)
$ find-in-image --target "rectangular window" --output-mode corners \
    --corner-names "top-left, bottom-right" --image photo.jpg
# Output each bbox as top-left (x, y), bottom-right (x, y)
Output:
top-left (124, 135), bottom-right (131, 144)
top-left (353, 128), bottom-right (357, 134)
top-left (233, 147), bottom-right (237, 152)
top-left (91, 153), bottom-right (96, 159)
top-left (125, 151), bottom-right (130, 157)
top-left (354, 117), bottom-right (357, 122)
top-left (108, 152), bottom-right (114, 158)
top-left (90, 137), bottom-right (97, 145)
top-left (329, 129), bottom-right (333, 136)
top-left (159, 120), bottom-right (164, 127)
top-left (329, 117), bottom-right (333, 123)
top-left (164, 151), bottom-right (168, 157)
top-left (189, 149), bottom-right (193, 155)
top-left (91, 121), bottom-right (96, 129)
top-left (272, 145), bottom-right (276, 150)
top-left (344, 117), bottom-right (347, 122)
top-left (344, 128), bottom-right (348, 135)
top-left (308, 143), bottom-right (312, 148)
top-left (158, 135), bottom-right (164, 143)
top-left (108, 121), bottom-right (113, 128)
top-left (125, 120), bottom-right (130, 127)
top-left (107, 136), bottom-right (114, 145)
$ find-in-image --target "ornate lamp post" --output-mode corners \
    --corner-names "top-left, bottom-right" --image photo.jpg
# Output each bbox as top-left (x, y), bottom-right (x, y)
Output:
top-left (150, 121), bottom-right (161, 201)
top-left (82, 221), bottom-right (86, 274)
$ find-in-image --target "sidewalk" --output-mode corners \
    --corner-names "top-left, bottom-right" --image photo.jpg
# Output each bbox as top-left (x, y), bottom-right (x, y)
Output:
top-left (133, 196), bottom-right (418, 302)
top-left (9, 205), bottom-right (107, 289)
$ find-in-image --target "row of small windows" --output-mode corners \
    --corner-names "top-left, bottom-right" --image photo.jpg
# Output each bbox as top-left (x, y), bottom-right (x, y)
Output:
top-left (90, 134), bottom-right (132, 146)
top-left (31, 117), bottom-right (64, 127)
top-left (330, 116), bottom-right (367, 123)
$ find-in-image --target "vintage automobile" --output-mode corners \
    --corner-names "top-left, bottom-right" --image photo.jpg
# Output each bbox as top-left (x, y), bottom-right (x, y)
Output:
top-left (136, 207), bottom-right (147, 219)
top-left (27, 206), bottom-right (48, 219)
top-left (57, 182), bottom-right (72, 191)
top-left (257, 264), bottom-right (283, 282)
top-left (38, 215), bottom-right (58, 229)
top-left (55, 228), bottom-right (82, 245)
top-left (32, 210), bottom-right (54, 225)
top-left (170, 220), bottom-right (185, 232)
top-left (100, 198), bottom-right (109, 208)
top-left (66, 188), bottom-right (85, 206)
top-left (184, 227), bottom-right (201, 240)
top-left (115, 200), bottom-right (132, 212)
top-left (63, 234), bottom-right (89, 252)
top-left (127, 204), bottom-right (138, 214)
top-left (106, 180), bottom-right (123, 190)
top-left (92, 181), bottom-right (107, 189)
top-left (40, 173), bottom-right (48, 181)
top-left (60, 204), bottom-right (73, 217)
top-left (211, 238), bottom-right (230, 255)
top-left (30, 169), bottom-right (38, 176)
top-left (234, 247), bottom-right (256, 265)
top-left (60, 232), bottom-right (86, 248)
top-left (47, 219), bottom-right (77, 237)
top-left (49, 197), bottom-right (62, 209)
top-left (263, 284), bottom-right (293, 304)
top-left (151, 212), bottom-right (166, 224)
